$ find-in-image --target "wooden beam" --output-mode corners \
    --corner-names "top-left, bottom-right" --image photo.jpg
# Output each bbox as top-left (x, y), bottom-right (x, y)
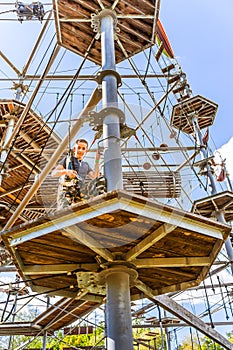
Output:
top-left (8, 199), bottom-right (117, 246)
top-left (125, 223), bottom-right (175, 261)
top-left (23, 263), bottom-right (98, 275)
top-left (0, 184), bottom-right (30, 198)
top-left (41, 300), bottom-right (88, 331)
top-left (63, 226), bottom-right (114, 262)
top-left (0, 186), bottom-right (21, 204)
top-left (31, 285), bottom-right (77, 299)
top-left (136, 280), bottom-right (233, 348)
top-left (132, 256), bottom-right (211, 268)
top-left (0, 50), bottom-right (21, 76)
top-left (154, 295), bottom-right (233, 350)
top-left (135, 277), bottom-right (199, 299)
top-left (33, 298), bottom-right (75, 326)
top-left (0, 322), bottom-right (41, 336)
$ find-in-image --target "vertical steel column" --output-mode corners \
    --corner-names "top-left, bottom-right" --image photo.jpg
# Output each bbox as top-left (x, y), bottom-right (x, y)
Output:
top-left (99, 11), bottom-right (132, 349)
top-left (105, 268), bottom-right (134, 350)
top-left (42, 296), bottom-right (50, 350)
top-left (192, 116), bottom-right (217, 195)
top-left (15, 79), bottom-right (23, 101)
top-left (193, 116), bottom-right (233, 272)
top-left (100, 11), bottom-right (123, 191)
top-left (216, 211), bottom-right (233, 274)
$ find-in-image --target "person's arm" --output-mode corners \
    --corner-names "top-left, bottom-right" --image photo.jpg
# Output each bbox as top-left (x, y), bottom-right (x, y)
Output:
top-left (51, 164), bottom-right (77, 178)
top-left (88, 150), bottom-right (101, 179)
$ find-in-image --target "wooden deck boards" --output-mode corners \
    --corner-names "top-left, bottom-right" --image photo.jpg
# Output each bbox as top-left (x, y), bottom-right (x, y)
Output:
top-left (192, 191), bottom-right (233, 222)
top-left (1, 190), bottom-right (230, 299)
top-left (53, 0), bottom-right (160, 65)
top-left (171, 95), bottom-right (218, 134)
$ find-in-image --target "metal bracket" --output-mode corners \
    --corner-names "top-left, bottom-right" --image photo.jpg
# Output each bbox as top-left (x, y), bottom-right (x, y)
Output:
top-left (76, 271), bottom-right (106, 295)
top-left (89, 107), bottom-right (125, 127)
top-left (91, 9), bottom-right (118, 36)
top-left (76, 266), bottom-right (138, 295)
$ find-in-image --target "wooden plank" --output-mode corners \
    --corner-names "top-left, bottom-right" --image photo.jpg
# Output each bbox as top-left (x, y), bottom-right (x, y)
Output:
top-left (23, 263), bottom-right (98, 275)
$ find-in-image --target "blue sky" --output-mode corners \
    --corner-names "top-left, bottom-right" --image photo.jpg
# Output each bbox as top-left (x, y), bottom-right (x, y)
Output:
top-left (160, 0), bottom-right (233, 148)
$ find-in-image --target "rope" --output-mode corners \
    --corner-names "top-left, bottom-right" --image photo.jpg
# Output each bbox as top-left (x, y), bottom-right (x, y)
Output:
top-left (208, 272), bottom-right (216, 294)
top-left (189, 327), bottom-right (194, 350)
top-left (225, 285), bottom-right (233, 317)
top-left (203, 279), bottom-right (215, 328)
top-left (3, 49), bottom-right (93, 214)
top-left (33, 48), bottom-right (67, 110)
top-left (157, 305), bottom-right (165, 349)
top-left (0, 38), bottom-right (58, 186)
top-left (217, 275), bottom-right (229, 320)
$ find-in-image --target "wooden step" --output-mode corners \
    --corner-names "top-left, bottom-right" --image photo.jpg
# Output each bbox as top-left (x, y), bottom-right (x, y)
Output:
top-left (161, 63), bottom-right (175, 73)
top-left (155, 42), bottom-right (164, 61)
top-left (168, 74), bottom-right (180, 84)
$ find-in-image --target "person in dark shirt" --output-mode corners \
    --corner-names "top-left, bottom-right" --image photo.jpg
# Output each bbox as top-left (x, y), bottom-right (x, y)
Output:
top-left (52, 139), bottom-right (106, 209)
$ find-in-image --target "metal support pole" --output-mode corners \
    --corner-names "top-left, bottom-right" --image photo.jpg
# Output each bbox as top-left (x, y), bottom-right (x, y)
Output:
top-left (192, 116), bottom-right (217, 195)
top-left (100, 11), bottom-right (123, 191)
top-left (7, 295), bottom-right (18, 350)
top-left (42, 296), bottom-right (50, 350)
top-left (164, 310), bottom-right (171, 350)
top-left (192, 116), bottom-right (233, 272)
top-left (216, 211), bottom-right (233, 274)
top-left (105, 268), bottom-right (134, 350)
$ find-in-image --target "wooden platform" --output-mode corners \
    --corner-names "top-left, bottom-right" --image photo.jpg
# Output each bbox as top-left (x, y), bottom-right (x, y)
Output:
top-left (1, 190), bottom-right (230, 301)
top-left (0, 99), bottom-right (61, 228)
top-left (33, 297), bottom-right (100, 333)
top-left (170, 95), bottom-right (218, 134)
top-left (192, 191), bottom-right (233, 222)
top-left (0, 297), bottom-right (100, 335)
top-left (0, 322), bottom-right (40, 336)
top-left (52, 0), bottom-right (160, 65)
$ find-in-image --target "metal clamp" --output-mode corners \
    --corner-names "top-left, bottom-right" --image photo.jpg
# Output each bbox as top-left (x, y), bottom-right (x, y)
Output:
top-left (96, 69), bottom-right (122, 87)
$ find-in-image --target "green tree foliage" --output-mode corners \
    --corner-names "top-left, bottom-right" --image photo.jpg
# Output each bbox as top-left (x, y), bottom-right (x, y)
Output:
top-left (177, 334), bottom-right (203, 350)
top-left (178, 333), bottom-right (233, 350)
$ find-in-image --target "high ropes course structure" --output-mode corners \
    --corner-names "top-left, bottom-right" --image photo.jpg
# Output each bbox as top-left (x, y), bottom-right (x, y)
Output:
top-left (0, 1), bottom-right (233, 349)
